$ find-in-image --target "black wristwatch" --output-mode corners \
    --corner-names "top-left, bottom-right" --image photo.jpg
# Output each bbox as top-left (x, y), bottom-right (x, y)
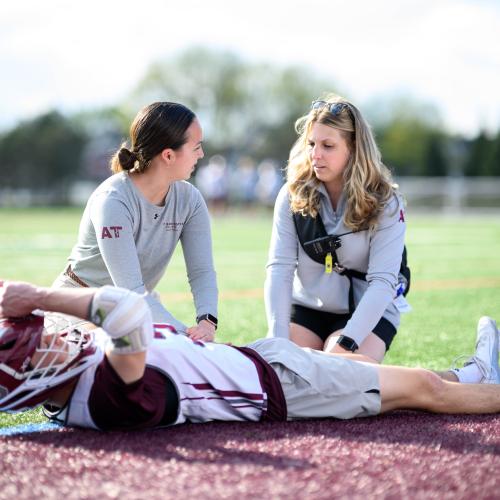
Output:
top-left (196, 313), bottom-right (218, 330)
top-left (336, 335), bottom-right (359, 352)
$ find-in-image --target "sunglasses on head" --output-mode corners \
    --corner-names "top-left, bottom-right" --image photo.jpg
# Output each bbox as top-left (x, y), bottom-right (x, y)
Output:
top-left (311, 100), bottom-right (351, 117)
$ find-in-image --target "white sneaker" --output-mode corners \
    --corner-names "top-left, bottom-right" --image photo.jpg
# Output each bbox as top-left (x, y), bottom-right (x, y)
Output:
top-left (464, 317), bottom-right (500, 384)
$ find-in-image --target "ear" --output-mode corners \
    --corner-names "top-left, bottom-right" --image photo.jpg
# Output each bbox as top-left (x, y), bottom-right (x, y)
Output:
top-left (160, 148), bottom-right (175, 164)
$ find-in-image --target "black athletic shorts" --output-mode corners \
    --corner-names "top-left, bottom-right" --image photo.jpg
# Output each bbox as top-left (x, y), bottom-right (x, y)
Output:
top-left (290, 304), bottom-right (397, 351)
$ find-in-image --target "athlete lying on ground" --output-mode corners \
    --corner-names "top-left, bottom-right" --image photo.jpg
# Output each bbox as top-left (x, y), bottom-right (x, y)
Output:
top-left (0, 280), bottom-right (499, 430)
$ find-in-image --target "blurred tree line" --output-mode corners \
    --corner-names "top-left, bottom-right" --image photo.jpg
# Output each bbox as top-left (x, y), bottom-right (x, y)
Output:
top-left (0, 47), bottom-right (499, 201)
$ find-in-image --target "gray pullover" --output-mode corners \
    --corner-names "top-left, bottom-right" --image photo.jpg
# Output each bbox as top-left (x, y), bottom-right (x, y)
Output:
top-left (56, 172), bottom-right (218, 330)
top-left (265, 183), bottom-right (407, 346)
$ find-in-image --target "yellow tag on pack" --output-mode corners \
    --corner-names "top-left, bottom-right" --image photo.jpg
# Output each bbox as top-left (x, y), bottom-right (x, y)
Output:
top-left (325, 253), bottom-right (333, 274)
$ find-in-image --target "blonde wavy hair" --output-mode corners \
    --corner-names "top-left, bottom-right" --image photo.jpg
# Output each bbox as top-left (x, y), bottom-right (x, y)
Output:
top-left (287, 94), bottom-right (396, 231)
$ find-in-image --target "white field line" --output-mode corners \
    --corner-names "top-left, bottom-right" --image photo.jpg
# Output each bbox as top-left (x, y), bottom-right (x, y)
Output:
top-left (160, 277), bottom-right (500, 303)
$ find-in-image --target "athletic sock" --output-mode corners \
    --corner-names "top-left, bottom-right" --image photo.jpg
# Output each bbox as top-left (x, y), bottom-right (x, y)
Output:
top-left (451, 363), bottom-right (483, 384)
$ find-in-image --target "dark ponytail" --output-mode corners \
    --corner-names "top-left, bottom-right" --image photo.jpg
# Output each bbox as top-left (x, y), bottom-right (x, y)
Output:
top-left (110, 102), bottom-right (196, 174)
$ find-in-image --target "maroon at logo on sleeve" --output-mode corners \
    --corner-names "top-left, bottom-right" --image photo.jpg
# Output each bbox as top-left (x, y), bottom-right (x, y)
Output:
top-left (399, 210), bottom-right (405, 222)
top-left (101, 226), bottom-right (123, 239)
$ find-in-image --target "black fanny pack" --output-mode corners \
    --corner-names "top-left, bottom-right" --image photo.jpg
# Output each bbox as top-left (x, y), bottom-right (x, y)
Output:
top-left (292, 212), bottom-right (410, 312)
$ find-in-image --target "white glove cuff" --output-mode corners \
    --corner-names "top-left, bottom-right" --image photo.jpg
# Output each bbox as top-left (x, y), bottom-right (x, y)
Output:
top-left (90, 286), bottom-right (153, 354)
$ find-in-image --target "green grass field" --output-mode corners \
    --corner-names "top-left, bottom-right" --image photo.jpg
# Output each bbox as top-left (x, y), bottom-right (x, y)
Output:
top-left (0, 207), bottom-right (499, 427)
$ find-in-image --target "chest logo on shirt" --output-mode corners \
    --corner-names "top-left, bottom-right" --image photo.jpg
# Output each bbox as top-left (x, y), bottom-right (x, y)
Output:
top-left (163, 222), bottom-right (184, 231)
top-left (399, 210), bottom-right (405, 222)
top-left (101, 226), bottom-right (123, 239)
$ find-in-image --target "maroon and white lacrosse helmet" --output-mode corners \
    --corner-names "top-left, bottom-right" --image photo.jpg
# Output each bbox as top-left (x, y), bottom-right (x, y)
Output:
top-left (0, 313), bottom-right (100, 412)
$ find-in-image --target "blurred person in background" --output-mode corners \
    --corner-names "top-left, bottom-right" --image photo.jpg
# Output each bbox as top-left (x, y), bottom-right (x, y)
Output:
top-left (229, 156), bottom-right (258, 207)
top-left (52, 102), bottom-right (218, 342)
top-left (255, 159), bottom-right (283, 208)
top-left (195, 154), bottom-right (229, 214)
top-left (265, 94), bottom-right (410, 363)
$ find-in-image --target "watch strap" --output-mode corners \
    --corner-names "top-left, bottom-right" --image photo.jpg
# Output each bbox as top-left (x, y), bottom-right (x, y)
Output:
top-left (336, 335), bottom-right (359, 352)
top-left (196, 313), bottom-right (218, 330)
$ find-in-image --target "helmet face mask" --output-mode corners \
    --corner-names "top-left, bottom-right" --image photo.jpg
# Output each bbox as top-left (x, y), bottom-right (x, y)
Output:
top-left (0, 314), bottom-right (100, 412)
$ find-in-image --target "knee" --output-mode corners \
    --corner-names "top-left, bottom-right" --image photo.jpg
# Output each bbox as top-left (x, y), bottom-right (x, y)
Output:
top-left (416, 369), bottom-right (447, 404)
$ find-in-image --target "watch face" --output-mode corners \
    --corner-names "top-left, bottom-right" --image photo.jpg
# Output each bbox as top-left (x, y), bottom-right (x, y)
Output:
top-left (197, 314), bottom-right (218, 327)
top-left (338, 336), bottom-right (357, 352)
top-left (206, 314), bottom-right (218, 325)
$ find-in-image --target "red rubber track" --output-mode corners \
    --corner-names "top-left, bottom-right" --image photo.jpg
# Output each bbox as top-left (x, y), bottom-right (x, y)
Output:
top-left (1, 412), bottom-right (499, 499)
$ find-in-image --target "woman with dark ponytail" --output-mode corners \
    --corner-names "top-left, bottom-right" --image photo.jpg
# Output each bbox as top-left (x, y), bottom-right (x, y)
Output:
top-left (53, 102), bottom-right (218, 341)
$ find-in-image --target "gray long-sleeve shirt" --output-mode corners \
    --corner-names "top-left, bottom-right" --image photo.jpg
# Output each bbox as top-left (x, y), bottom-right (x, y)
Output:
top-left (265, 183), bottom-right (407, 346)
top-left (58, 172), bottom-right (218, 329)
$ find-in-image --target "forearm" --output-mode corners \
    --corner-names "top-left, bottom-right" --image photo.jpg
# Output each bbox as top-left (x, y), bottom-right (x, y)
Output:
top-left (264, 268), bottom-right (294, 338)
top-left (265, 186), bottom-right (299, 338)
top-left (181, 197), bottom-right (219, 317)
top-left (38, 286), bottom-right (95, 318)
top-left (190, 276), bottom-right (218, 318)
top-left (92, 286), bottom-right (153, 385)
top-left (0, 280), bottom-right (94, 320)
top-left (183, 239), bottom-right (218, 317)
top-left (342, 194), bottom-right (406, 345)
top-left (144, 293), bottom-right (187, 330)
top-left (343, 280), bottom-right (394, 345)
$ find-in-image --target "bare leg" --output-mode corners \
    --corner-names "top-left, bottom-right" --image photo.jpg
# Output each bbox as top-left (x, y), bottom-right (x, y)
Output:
top-left (357, 334), bottom-right (386, 362)
top-left (290, 324), bottom-right (375, 362)
top-left (434, 370), bottom-right (459, 382)
top-left (289, 323), bottom-right (324, 350)
top-left (378, 364), bottom-right (500, 414)
top-left (324, 329), bottom-right (386, 363)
